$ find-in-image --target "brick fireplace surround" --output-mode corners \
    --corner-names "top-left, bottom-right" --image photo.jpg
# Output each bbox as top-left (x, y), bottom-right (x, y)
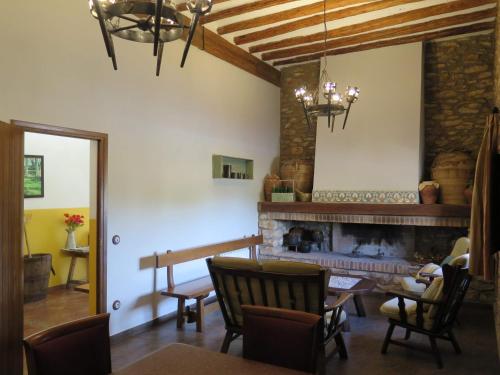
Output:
top-left (256, 202), bottom-right (496, 299)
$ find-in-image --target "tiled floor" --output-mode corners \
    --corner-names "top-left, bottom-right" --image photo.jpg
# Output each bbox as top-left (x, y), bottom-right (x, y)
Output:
top-left (24, 287), bottom-right (90, 338)
top-left (112, 294), bottom-right (500, 374)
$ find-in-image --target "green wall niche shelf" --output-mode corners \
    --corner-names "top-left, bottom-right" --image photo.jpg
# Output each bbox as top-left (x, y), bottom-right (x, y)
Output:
top-left (212, 155), bottom-right (254, 180)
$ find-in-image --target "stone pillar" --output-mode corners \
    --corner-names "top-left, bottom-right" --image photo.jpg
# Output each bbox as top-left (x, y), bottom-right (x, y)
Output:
top-left (280, 62), bottom-right (320, 165)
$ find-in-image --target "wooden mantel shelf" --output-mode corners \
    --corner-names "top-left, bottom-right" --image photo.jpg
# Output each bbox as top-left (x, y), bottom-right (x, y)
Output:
top-left (258, 202), bottom-right (471, 218)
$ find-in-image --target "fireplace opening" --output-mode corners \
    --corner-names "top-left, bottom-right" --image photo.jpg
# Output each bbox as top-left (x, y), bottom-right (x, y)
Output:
top-left (333, 224), bottom-right (415, 259)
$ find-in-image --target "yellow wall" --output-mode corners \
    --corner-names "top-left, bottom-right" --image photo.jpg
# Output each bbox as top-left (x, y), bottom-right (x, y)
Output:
top-left (24, 208), bottom-right (90, 287)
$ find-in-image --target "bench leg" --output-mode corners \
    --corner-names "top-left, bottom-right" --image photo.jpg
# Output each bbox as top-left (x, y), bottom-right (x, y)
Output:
top-left (177, 298), bottom-right (185, 329)
top-left (196, 297), bottom-right (205, 333)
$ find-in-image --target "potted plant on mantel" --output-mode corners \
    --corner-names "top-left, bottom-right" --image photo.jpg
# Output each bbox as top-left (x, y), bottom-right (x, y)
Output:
top-left (271, 180), bottom-right (295, 202)
top-left (23, 214), bottom-right (55, 303)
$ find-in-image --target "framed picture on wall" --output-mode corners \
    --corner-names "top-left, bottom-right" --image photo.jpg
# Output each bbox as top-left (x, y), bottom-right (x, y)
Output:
top-left (24, 155), bottom-right (44, 198)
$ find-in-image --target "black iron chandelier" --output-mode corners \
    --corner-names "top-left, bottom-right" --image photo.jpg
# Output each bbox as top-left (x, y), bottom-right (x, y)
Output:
top-left (294, 0), bottom-right (360, 132)
top-left (88, 0), bottom-right (212, 75)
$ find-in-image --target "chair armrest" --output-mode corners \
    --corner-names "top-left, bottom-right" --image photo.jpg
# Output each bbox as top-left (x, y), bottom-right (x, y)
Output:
top-left (418, 272), bottom-right (441, 279)
top-left (385, 290), bottom-right (441, 306)
top-left (325, 293), bottom-right (352, 312)
top-left (415, 279), bottom-right (431, 286)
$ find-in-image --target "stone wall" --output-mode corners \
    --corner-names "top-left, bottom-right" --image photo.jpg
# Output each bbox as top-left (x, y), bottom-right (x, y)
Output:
top-left (279, 34), bottom-right (495, 178)
top-left (424, 33), bottom-right (495, 178)
top-left (280, 62), bottom-right (320, 164)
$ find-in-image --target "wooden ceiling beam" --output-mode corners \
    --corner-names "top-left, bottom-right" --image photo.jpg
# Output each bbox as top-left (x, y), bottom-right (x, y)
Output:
top-left (273, 21), bottom-right (495, 66)
top-left (262, 8), bottom-right (496, 61)
top-left (176, 0), bottom-right (232, 12)
top-left (250, 0), bottom-right (496, 53)
top-left (177, 14), bottom-right (281, 86)
top-left (217, 0), bottom-right (372, 35)
top-left (200, 0), bottom-right (297, 25)
top-left (233, 0), bottom-right (422, 45)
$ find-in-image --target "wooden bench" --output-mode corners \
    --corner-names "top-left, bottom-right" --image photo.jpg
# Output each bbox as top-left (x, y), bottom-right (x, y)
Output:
top-left (155, 235), bottom-right (263, 332)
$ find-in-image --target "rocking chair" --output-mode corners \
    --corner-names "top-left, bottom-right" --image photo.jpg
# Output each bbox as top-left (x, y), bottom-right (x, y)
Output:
top-left (380, 264), bottom-right (471, 369)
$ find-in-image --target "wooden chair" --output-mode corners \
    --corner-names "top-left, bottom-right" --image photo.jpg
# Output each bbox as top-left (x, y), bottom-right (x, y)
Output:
top-left (242, 305), bottom-right (322, 374)
top-left (23, 313), bottom-right (111, 375)
top-left (155, 235), bottom-right (262, 332)
top-left (380, 264), bottom-right (472, 369)
top-left (206, 257), bottom-right (352, 367)
top-left (401, 237), bottom-right (469, 295)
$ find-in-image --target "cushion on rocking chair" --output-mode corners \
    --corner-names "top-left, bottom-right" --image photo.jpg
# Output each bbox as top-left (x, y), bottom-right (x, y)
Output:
top-left (401, 263), bottom-right (442, 295)
top-left (380, 277), bottom-right (444, 330)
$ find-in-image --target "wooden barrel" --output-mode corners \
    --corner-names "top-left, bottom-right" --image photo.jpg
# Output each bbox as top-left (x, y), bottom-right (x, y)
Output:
top-left (280, 160), bottom-right (314, 193)
top-left (24, 253), bottom-right (52, 303)
top-left (431, 152), bottom-right (474, 205)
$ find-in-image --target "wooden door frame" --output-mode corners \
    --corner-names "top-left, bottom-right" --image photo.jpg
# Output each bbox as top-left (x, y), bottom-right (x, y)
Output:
top-left (11, 119), bottom-right (108, 314)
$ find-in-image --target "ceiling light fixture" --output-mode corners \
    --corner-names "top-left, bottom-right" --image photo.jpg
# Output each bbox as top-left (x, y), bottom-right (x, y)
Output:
top-left (88, 0), bottom-right (213, 75)
top-left (294, 0), bottom-right (359, 132)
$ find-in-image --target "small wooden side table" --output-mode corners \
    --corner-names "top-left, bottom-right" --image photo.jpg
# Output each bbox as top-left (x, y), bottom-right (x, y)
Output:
top-left (328, 274), bottom-right (376, 317)
top-left (60, 247), bottom-right (89, 290)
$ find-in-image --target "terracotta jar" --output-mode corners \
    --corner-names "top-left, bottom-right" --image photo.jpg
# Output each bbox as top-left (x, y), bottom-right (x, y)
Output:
top-left (418, 181), bottom-right (440, 204)
top-left (280, 160), bottom-right (314, 194)
top-left (431, 152), bottom-right (474, 204)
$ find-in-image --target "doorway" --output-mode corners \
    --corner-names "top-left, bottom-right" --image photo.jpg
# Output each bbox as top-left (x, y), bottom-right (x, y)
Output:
top-left (0, 120), bottom-right (108, 375)
top-left (23, 133), bottom-right (94, 337)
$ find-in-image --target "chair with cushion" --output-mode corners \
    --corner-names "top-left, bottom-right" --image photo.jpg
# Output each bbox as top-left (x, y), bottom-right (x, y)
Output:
top-left (401, 237), bottom-right (469, 295)
top-left (206, 257), bottom-right (351, 365)
top-left (23, 313), bottom-right (111, 375)
top-left (380, 264), bottom-right (471, 368)
top-left (242, 305), bottom-right (322, 374)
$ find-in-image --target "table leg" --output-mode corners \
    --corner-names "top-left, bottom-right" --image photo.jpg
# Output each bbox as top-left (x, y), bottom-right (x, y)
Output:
top-left (85, 256), bottom-right (90, 283)
top-left (196, 297), bottom-right (205, 333)
top-left (353, 295), bottom-right (366, 317)
top-left (177, 298), bottom-right (185, 329)
top-left (66, 256), bottom-right (76, 289)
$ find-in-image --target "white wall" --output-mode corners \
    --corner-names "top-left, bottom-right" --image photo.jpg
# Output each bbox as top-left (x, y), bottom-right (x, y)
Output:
top-left (313, 43), bottom-right (423, 194)
top-left (24, 133), bottom-right (90, 210)
top-left (0, 1), bottom-right (280, 334)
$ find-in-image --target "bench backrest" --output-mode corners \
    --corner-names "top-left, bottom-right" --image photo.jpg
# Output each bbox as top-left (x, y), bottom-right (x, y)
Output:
top-left (206, 258), bottom-right (327, 331)
top-left (155, 235), bottom-right (263, 290)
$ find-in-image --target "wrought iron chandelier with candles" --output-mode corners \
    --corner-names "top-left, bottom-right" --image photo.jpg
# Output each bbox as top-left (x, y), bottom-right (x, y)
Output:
top-left (294, 0), bottom-right (360, 132)
top-left (88, 0), bottom-right (212, 75)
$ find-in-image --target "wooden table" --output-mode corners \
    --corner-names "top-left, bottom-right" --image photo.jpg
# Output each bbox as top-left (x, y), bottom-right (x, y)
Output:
top-left (113, 343), bottom-right (308, 375)
top-left (328, 274), bottom-right (376, 317)
top-left (60, 247), bottom-right (89, 289)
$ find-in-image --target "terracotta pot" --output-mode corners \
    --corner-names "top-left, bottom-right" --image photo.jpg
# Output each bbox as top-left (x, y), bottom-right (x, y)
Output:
top-left (431, 152), bottom-right (474, 204)
top-left (418, 181), bottom-right (439, 204)
top-left (280, 160), bottom-right (314, 194)
top-left (263, 174), bottom-right (280, 202)
top-left (464, 187), bottom-right (473, 205)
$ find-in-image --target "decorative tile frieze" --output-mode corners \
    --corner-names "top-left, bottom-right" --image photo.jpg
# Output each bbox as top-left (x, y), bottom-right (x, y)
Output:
top-left (312, 190), bottom-right (419, 204)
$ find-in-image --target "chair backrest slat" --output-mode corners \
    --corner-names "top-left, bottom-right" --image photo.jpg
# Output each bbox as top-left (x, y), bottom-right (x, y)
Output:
top-left (245, 276), bottom-right (256, 305)
top-left (432, 265), bottom-right (471, 332)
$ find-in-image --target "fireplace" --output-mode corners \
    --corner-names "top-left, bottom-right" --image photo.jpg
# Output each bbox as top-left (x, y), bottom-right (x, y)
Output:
top-left (258, 202), bottom-right (470, 291)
